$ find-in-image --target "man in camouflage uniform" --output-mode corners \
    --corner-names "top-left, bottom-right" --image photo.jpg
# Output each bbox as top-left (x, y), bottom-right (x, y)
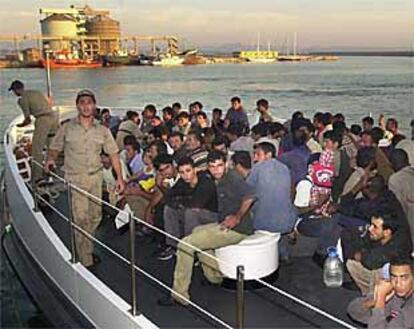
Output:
top-left (9, 80), bottom-right (59, 185)
top-left (46, 89), bottom-right (125, 267)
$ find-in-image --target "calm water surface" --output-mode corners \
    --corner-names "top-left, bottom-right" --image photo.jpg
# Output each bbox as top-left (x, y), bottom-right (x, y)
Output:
top-left (0, 56), bottom-right (413, 327)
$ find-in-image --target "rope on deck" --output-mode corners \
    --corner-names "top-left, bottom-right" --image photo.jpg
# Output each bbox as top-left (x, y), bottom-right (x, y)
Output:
top-left (31, 160), bottom-right (357, 329)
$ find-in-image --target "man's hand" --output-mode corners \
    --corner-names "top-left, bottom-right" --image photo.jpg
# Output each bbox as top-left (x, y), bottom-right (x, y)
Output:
top-left (220, 214), bottom-right (240, 230)
top-left (115, 178), bottom-right (125, 195)
top-left (374, 280), bottom-right (394, 309)
top-left (354, 251), bottom-right (362, 262)
top-left (44, 158), bottom-right (56, 173)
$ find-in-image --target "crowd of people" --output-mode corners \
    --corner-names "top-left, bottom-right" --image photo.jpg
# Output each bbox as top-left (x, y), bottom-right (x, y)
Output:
top-left (9, 79), bottom-right (414, 328)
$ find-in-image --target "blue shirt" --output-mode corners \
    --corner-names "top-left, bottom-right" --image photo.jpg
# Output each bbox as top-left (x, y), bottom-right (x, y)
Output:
top-left (278, 145), bottom-right (310, 186)
top-left (128, 153), bottom-right (144, 175)
top-left (247, 159), bottom-right (297, 233)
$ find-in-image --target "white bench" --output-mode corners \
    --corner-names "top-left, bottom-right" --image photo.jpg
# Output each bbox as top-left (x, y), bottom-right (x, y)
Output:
top-left (216, 231), bottom-right (280, 280)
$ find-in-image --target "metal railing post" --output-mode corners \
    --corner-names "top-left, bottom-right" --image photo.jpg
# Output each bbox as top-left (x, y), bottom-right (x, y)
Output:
top-left (236, 265), bottom-right (245, 329)
top-left (32, 188), bottom-right (39, 212)
top-left (129, 213), bottom-right (138, 316)
top-left (67, 182), bottom-right (77, 263)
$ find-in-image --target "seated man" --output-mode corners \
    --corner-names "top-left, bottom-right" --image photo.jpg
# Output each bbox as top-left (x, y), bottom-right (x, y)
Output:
top-left (159, 151), bottom-right (255, 306)
top-left (185, 131), bottom-right (208, 172)
top-left (347, 257), bottom-right (414, 328)
top-left (346, 209), bottom-right (412, 295)
top-left (247, 142), bottom-right (297, 260)
top-left (161, 157), bottom-right (218, 259)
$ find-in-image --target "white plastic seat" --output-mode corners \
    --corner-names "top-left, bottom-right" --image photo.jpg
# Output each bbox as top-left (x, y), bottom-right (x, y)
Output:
top-left (216, 230), bottom-right (280, 280)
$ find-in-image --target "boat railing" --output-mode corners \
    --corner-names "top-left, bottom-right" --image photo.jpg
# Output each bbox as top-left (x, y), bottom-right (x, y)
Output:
top-left (30, 159), bottom-right (357, 329)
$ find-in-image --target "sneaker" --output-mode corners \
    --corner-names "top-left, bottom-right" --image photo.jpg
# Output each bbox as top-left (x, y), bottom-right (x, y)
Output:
top-left (157, 246), bottom-right (175, 261)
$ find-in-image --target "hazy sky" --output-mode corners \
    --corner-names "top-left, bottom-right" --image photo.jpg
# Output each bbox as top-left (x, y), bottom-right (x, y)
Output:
top-left (0, 0), bottom-right (413, 50)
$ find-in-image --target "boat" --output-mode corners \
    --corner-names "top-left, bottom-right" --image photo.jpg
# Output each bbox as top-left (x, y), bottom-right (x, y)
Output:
top-left (1, 106), bottom-right (360, 328)
top-left (152, 53), bottom-right (185, 66)
top-left (40, 50), bottom-right (102, 69)
top-left (239, 33), bottom-right (278, 63)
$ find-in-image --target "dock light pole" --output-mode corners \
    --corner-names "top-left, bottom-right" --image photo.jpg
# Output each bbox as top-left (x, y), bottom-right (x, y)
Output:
top-left (67, 183), bottom-right (77, 264)
top-left (129, 213), bottom-right (138, 316)
top-left (43, 44), bottom-right (52, 99)
top-left (236, 265), bottom-right (245, 329)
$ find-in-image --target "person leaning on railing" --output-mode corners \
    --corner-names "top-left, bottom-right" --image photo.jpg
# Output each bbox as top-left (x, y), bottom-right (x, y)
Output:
top-left (44, 89), bottom-right (125, 268)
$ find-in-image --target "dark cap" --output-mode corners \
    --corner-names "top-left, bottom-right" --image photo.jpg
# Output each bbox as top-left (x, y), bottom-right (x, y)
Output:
top-left (8, 80), bottom-right (24, 91)
top-left (76, 89), bottom-right (96, 103)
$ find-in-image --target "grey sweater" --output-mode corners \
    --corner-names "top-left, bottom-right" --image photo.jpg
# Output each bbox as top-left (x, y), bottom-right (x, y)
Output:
top-left (368, 294), bottom-right (414, 329)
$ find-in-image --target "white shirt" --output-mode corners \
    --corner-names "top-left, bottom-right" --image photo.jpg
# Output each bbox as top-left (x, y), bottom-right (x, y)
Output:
top-left (294, 176), bottom-right (312, 208)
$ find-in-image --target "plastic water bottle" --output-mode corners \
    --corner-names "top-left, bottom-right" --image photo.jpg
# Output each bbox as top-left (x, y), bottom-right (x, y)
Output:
top-left (323, 247), bottom-right (343, 288)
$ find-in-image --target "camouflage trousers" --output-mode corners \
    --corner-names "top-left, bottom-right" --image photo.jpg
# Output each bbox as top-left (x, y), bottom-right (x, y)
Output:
top-left (31, 114), bottom-right (59, 184)
top-left (67, 172), bottom-right (102, 267)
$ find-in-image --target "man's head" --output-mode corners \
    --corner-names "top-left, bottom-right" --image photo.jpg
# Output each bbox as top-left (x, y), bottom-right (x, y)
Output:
top-left (323, 130), bottom-right (342, 151)
top-left (360, 131), bottom-right (374, 147)
top-left (356, 146), bottom-right (377, 169)
top-left (207, 150), bottom-right (227, 180)
top-left (172, 102), bottom-right (182, 114)
top-left (390, 149), bottom-right (410, 172)
top-left (168, 132), bottom-right (184, 151)
top-left (232, 151), bottom-right (252, 177)
top-left (151, 116), bottom-right (162, 127)
top-left (177, 157), bottom-right (197, 184)
top-left (177, 112), bottom-right (190, 127)
top-left (368, 210), bottom-right (397, 244)
top-left (389, 258), bottom-right (414, 298)
top-left (251, 123), bottom-right (269, 141)
top-left (212, 108), bottom-right (222, 121)
top-left (256, 98), bottom-right (269, 113)
top-left (226, 124), bottom-right (244, 141)
top-left (143, 104), bottom-right (157, 120)
top-left (253, 142), bottom-right (276, 163)
top-left (8, 80), bottom-right (25, 96)
top-left (153, 154), bottom-right (176, 179)
top-left (76, 89), bottom-right (96, 118)
top-left (126, 110), bottom-right (140, 125)
top-left (231, 96), bottom-right (242, 110)
top-left (386, 118), bottom-right (398, 134)
top-left (196, 111), bottom-right (208, 128)
top-left (371, 127), bottom-right (384, 145)
top-left (148, 140), bottom-right (167, 159)
top-left (124, 135), bottom-right (140, 160)
top-left (362, 116), bottom-right (374, 132)
top-left (268, 122), bottom-right (286, 139)
top-left (212, 135), bottom-right (230, 155)
top-left (295, 118), bottom-right (314, 140)
top-left (191, 101), bottom-right (203, 114)
top-left (333, 113), bottom-right (345, 123)
top-left (162, 106), bottom-right (174, 122)
top-left (362, 175), bottom-right (386, 200)
top-left (186, 132), bottom-right (203, 151)
top-left (350, 124), bottom-right (362, 136)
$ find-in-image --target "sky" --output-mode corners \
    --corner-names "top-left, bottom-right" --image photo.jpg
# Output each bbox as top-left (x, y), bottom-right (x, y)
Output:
top-left (0, 0), bottom-right (413, 50)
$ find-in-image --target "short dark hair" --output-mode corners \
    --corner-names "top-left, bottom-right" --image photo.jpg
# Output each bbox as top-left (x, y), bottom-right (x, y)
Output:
top-left (231, 96), bottom-right (241, 103)
top-left (192, 101), bottom-right (203, 109)
top-left (292, 111), bottom-right (304, 120)
top-left (356, 146), bottom-right (376, 168)
top-left (162, 106), bottom-right (174, 117)
top-left (177, 111), bottom-right (190, 120)
top-left (144, 104), bottom-right (157, 114)
top-left (350, 124), bottom-right (362, 136)
top-left (187, 131), bottom-right (203, 143)
top-left (333, 121), bottom-right (347, 134)
top-left (321, 112), bottom-right (332, 126)
top-left (387, 118), bottom-right (398, 128)
top-left (9, 80), bottom-right (24, 91)
top-left (390, 149), bottom-right (409, 171)
top-left (212, 135), bottom-right (230, 148)
top-left (212, 108), bottom-right (222, 116)
top-left (153, 153), bottom-right (174, 170)
top-left (251, 123), bottom-right (269, 137)
top-left (227, 124), bottom-right (244, 137)
top-left (231, 151), bottom-right (252, 169)
top-left (362, 116), bottom-right (374, 126)
top-left (313, 112), bottom-right (323, 122)
top-left (390, 257), bottom-right (414, 273)
top-left (177, 156), bottom-right (195, 169)
top-left (126, 110), bottom-right (139, 121)
top-left (207, 150), bottom-right (227, 163)
top-left (196, 111), bottom-right (208, 120)
top-left (172, 102), bottom-right (182, 109)
top-left (254, 142), bottom-right (276, 158)
top-left (323, 130), bottom-right (343, 146)
top-left (372, 207), bottom-right (399, 234)
top-left (168, 131), bottom-right (184, 141)
top-left (256, 98), bottom-right (269, 109)
top-left (101, 108), bottom-right (110, 115)
top-left (333, 113), bottom-right (345, 122)
top-left (150, 126), bottom-right (169, 139)
top-left (124, 135), bottom-right (140, 152)
top-left (371, 127), bottom-right (384, 144)
top-left (307, 153), bottom-right (321, 166)
top-left (268, 122), bottom-right (285, 135)
top-left (368, 175), bottom-right (386, 196)
top-left (148, 140), bottom-right (168, 155)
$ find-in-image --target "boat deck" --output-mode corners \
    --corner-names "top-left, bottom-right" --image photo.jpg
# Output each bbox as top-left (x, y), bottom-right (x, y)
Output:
top-left (41, 189), bottom-right (360, 328)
